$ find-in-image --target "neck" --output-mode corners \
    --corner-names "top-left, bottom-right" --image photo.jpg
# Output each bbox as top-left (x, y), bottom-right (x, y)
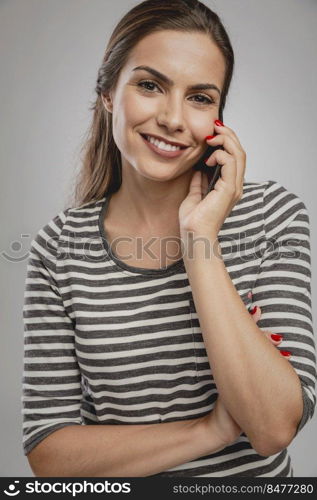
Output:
top-left (107, 163), bottom-right (194, 233)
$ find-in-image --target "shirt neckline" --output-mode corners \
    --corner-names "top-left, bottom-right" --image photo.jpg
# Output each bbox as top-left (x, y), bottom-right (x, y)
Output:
top-left (98, 192), bottom-right (185, 276)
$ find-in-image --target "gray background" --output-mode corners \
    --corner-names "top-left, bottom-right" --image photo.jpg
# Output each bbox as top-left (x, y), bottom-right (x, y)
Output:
top-left (1, 0), bottom-right (316, 476)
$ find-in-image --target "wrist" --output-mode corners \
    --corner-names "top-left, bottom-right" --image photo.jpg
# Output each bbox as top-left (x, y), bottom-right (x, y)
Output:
top-left (180, 227), bottom-right (218, 242)
top-left (192, 413), bottom-right (228, 456)
top-left (180, 231), bottom-right (222, 265)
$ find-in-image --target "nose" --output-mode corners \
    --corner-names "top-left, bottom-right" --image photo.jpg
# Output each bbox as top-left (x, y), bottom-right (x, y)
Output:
top-left (156, 93), bottom-right (185, 132)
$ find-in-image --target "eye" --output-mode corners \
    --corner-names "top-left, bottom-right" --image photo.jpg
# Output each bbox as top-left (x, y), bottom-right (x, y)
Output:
top-left (190, 94), bottom-right (215, 105)
top-left (137, 80), bottom-right (216, 105)
top-left (137, 80), bottom-right (161, 92)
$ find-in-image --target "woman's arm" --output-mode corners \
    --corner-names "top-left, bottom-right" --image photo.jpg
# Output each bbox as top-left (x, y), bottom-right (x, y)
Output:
top-left (179, 126), bottom-right (316, 457)
top-left (183, 235), bottom-right (304, 457)
top-left (29, 303), bottom-right (281, 477)
top-left (27, 405), bottom-right (231, 477)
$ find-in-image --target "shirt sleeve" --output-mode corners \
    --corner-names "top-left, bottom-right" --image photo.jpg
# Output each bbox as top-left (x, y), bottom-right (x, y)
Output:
top-left (251, 180), bottom-right (316, 437)
top-left (22, 210), bottom-right (83, 456)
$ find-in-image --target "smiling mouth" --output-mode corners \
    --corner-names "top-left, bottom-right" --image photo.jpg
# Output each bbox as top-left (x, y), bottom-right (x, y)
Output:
top-left (140, 134), bottom-right (188, 151)
top-left (140, 133), bottom-right (189, 159)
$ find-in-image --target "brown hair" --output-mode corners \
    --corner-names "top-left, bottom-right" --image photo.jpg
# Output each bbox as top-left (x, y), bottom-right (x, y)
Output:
top-left (67, 0), bottom-right (234, 209)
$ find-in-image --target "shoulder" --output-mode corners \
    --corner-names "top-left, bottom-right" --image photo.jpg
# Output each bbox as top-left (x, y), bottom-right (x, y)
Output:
top-left (242, 179), bottom-right (305, 205)
top-left (30, 208), bottom-right (70, 266)
top-left (240, 179), bottom-right (309, 240)
top-left (30, 197), bottom-right (105, 263)
top-left (261, 180), bottom-right (309, 239)
top-left (261, 179), bottom-right (306, 211)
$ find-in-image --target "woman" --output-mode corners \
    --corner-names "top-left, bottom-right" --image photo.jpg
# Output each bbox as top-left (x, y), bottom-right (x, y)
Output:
top-left (22, 0), bottom-right (316, 477)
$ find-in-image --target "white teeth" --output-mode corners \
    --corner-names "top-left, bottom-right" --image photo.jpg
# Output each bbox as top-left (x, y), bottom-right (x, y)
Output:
top-left (146, 135), bottom-right (181, 152)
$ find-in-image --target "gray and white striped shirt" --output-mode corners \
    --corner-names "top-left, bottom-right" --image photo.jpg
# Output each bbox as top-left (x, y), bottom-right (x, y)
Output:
top-left (22, 179), bottom-right (316, 476)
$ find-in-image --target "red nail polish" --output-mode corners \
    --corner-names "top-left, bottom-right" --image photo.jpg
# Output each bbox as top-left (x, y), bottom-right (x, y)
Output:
top-left (271, 334), bottom-right (283, 341)
top-left (205, 135), bottom-right (216, 141)
top-left (215, 119), bottom-right (224, 127)
top-left (281, 350), bottom-right (291, 357)
top-left (250, 306), bottom-right (257, 315)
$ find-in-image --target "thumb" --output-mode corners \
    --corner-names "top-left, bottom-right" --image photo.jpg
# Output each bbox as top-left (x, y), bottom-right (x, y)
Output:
top-left (188, 169), bottom-right (203, 199)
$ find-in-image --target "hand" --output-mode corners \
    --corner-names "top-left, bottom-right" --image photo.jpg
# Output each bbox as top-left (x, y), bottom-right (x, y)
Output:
top-left (247, 290), bottom-right (292, 359)
top-left (179, 120), bottom-right (246, 238)
top-left (211, 394), bottom-right (242, 448)
top-left (201, 296), bottom-right (292, 449)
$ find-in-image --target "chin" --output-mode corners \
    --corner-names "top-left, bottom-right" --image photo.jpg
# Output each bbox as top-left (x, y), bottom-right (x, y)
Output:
top-left (138, 169), bottom-right (177, 182)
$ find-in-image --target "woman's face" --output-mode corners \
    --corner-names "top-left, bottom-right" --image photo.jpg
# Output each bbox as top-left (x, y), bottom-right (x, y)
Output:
top-left (102, 30), bottom-right (226, 182)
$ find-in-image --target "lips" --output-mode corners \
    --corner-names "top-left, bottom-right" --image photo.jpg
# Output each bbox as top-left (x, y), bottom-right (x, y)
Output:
top-left (140, 133), bottom-right (188, 159)
top-left (140, 133), bottom-right (188, 149)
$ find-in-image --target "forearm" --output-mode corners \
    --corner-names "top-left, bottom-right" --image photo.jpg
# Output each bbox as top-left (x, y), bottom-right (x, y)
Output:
top-left (28, 416), bottom-right (224, 477)
top-left (183, 236), bottom-right (303, 453)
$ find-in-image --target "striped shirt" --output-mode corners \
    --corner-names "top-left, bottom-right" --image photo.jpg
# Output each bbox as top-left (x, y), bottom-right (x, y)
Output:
top-left (22, 179), bottom-right (316, 477)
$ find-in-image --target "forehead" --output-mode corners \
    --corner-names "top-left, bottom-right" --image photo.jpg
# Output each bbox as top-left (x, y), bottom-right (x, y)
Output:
top-left (123, 30), bottom-right (226, 88)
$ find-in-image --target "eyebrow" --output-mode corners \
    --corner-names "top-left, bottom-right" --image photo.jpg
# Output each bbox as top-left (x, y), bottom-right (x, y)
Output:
top-left (132, 65), bottom-right (221, 95)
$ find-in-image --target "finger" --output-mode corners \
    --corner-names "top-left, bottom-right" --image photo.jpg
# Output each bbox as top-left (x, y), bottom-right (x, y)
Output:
top-left (202, 171), bottom-right (209, 197)
top-left (187, 170), bottom-right (204, 202)
top-left (206, 135), bottom-right (246, 197)
top-left (214, 121), bottom-right (243, 148)
top-left (206, 134), bottom-right (242, 158)
top-left (262, 332), bottom-right (292, 358)
top-left (280, 350), bottom-right (292, 359)
top-left (249, 305), bottom-right (261, 323)
top-left (262, 330), bottom-right (283, 345)
top-left (248, 304), bottom-right (292, 359)
top-left (204, 149), bottom-right (236, 192)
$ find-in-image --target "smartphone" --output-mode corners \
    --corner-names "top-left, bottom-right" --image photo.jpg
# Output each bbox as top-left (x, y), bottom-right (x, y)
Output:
top-left (192, 110), bottom-right (224, 197)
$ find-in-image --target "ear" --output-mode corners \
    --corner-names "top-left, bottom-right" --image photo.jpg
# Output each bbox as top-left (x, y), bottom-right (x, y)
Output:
top-left (101, 93), bottom-right (113, 113)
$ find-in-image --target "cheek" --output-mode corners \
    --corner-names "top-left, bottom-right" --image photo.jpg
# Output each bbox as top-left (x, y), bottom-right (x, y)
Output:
top-left (188, 113), bottom-right (215, 141)
top-left (112, 97), bottom-right (137, 150)
top-left (118, 92), bottom-right (155, 127)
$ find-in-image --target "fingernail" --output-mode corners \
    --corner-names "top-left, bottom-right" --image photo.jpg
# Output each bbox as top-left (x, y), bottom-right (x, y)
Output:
top-left (215, 119), bottom-right (224, 127)
top-left (205, 135), bottom-right (216, 141)
top-left (250, 306), bottom-right (257, 315)
top-left (271, 334), bottom-right (283, 341)
top-left (281, 350), bottom-right (291, 357)
top-left (247, 291), bottom-right (252, 299)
